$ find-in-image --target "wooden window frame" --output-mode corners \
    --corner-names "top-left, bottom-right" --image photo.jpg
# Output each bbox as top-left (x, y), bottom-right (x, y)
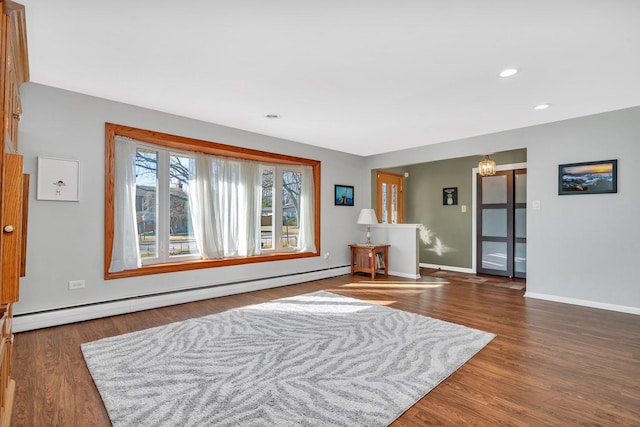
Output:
top-left (104, 123), bottom-right (321, 280)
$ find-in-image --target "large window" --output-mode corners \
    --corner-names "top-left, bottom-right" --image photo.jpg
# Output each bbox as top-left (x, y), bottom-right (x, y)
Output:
top-left (134, 146), bottom-right (199, 264)
top-left (105, 123), bottom-right (320, 279)
top-left (260, 166), bottom-right (305, 252)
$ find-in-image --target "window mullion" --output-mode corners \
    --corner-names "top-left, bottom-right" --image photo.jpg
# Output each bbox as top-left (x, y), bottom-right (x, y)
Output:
top-left (274, 166), bottom-right (283, 252)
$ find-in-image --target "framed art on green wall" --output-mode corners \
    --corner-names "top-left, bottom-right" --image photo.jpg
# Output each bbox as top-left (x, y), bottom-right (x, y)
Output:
top-left (443, 187), bottom-right (457, 205)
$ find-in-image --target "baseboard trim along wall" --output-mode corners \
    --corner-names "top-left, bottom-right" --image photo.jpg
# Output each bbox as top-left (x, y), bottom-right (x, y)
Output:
top-left (419, 263), bottom-right (474, 274)
top-left (13, 266), bottom-right (351, 333)
top-left (525, 292), bottom-right (640, 316)
top-left (388, 271), bottom-right (421, 279)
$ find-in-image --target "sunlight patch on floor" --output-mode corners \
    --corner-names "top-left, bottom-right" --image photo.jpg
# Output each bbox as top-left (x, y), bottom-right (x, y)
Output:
top-left (342, 281), bottom-right (446, 289)
top-left (360, 300), bottom-right (397, 306)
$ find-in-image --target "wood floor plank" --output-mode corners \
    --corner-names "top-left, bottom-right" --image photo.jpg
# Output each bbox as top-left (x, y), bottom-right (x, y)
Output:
top-left (11, 271), bottom-right (640, 426)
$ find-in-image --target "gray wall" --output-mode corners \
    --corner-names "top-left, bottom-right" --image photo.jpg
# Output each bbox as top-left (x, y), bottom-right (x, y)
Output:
top-left (405, 149), bottom-right (526, 268)
top-left (365, 106), bottom-right (640, 311)
top-left (16, 83), bottom-right (368, 315)
top-left (17, 83), bottom-right (640, 314)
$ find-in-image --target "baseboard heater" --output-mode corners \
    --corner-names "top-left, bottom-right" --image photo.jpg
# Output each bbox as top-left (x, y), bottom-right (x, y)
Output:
top-left (13, 266), bottom-right (351, 333)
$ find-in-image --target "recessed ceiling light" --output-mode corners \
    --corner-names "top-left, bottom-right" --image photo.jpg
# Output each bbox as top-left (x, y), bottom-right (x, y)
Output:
top-left (498, 68), bottom-right (519, 78)
top-left (534, 103), bottom-right (551, 110)
top-left (264, 112), bottom-right (282, 119)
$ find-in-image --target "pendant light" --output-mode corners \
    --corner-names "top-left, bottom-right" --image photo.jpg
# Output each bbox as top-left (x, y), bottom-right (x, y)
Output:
top-left (478, 155), bottom-right (497, 177)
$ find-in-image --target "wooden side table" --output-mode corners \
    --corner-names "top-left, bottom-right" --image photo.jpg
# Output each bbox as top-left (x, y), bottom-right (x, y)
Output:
top-left (349, 244), bottom-right (390, 279)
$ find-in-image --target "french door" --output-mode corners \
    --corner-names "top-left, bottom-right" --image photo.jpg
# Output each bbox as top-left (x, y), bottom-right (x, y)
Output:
top-left (376, 171), bottom-right (404, 224)
top-left (476, 169), bottom-right (526, 278)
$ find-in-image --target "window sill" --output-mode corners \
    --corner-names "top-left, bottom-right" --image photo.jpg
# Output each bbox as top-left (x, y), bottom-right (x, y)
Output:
top-left (104, 251), bottom-right (319, 280)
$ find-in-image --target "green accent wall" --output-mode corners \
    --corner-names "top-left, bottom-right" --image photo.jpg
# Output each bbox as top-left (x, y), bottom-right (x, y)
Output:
top-left (374, 149), bottom-right (526, 269)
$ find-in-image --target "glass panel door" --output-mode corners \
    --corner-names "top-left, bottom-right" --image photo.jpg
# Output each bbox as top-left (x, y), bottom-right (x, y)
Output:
top-left (476, 169), bottom-right (527, 279)
top-left (376, 171), bottom-right (404, 224)
top-left (477, 171), bottom-right (513, 277)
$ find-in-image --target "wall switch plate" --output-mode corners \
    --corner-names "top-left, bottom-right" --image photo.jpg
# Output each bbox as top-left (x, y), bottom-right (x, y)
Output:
top-left (532, 200), bottom-right (541, 210)
top-left (461, 205), bottom-right (467, 213)
top-left (68, 280), bottom-right (85, 290)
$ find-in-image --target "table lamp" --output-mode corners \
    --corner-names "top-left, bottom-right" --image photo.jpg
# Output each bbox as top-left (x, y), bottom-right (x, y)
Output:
top-left (357, 208), bottom-right (378, 245)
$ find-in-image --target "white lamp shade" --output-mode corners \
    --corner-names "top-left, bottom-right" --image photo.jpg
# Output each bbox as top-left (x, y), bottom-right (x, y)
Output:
top-left (357, 209), bottom-right (378, 225)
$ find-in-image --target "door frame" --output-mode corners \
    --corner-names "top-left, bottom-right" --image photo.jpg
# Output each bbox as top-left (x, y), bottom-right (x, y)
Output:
top-left (471, 162), bottom-right (527, 274)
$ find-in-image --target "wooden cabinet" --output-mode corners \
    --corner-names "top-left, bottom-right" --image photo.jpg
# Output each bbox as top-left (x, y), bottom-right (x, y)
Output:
top-left (0, 2), bottom-right (28, 426)
top-left (1, 154), bottom-right (22, 304)
top-left (1, 1), bottom-right (28, 153)
top-left (349, 244), bottom-right (389, 279)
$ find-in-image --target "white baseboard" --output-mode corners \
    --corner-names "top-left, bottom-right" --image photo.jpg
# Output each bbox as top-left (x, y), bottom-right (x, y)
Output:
top-left (524, 292), bottom-right (640, 316)
top-left (388, 271), bottom-right (421, 279)
top-left (13, 267), bottom-right (351, 333)
top-left (419, 263), bottom-right (474, 274)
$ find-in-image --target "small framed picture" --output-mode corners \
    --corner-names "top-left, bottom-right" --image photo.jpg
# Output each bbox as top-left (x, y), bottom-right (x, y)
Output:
top-left (558, 159), bottom-right (617, 195)
top-left (334, 184), bottom-right (354, 206)
top-left (443, 187), bottom-right (458, 205)
top-left (37, 156), bottom-right (80, 201)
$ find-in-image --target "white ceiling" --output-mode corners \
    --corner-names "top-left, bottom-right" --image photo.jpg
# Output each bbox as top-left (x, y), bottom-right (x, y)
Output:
top-left (20, 0), bottom-right (640, 156)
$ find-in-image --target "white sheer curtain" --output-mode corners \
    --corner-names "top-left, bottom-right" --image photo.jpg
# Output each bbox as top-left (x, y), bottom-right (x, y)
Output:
top-left (297, 165), bottom-right (316, 253)
top-left (109, 137), bottom-right (141, 272)
top-left (189, 154), bottom-right (224, 259)
top-left (219, 159), bottom-right (239, 257)
top-left (189, 154), bottom-right (262, 259)
top-left (220, 158), bottom-right (262, 257)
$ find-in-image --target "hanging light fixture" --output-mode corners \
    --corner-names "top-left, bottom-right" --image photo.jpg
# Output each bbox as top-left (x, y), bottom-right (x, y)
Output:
top-left (478, 155), bottom-right (497, 177)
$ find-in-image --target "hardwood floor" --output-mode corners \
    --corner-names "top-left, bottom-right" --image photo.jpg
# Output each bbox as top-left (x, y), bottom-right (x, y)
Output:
top-left (11, 271), bottom-right (640, 426)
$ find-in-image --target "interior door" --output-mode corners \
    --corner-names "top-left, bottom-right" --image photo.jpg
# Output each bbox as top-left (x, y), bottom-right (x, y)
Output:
top-left (376, 171), bottom-right (404, 224)
top-left (477, 169), bottom-right (526, 278)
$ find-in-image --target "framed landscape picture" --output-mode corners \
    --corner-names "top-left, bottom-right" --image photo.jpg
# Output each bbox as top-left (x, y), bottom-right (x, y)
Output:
top-left (335, 184), bottom-right (354, 206)
top-left (558, 159), bottom-right (617, 195)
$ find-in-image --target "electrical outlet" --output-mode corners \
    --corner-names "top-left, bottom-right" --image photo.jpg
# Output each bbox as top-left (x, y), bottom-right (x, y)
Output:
top-left (68, 280), bottom-right (85, 290)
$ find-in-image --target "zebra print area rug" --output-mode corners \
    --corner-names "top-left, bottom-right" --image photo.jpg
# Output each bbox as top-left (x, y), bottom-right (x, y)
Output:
top-left (81, 291), bottom-right (495, 426)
